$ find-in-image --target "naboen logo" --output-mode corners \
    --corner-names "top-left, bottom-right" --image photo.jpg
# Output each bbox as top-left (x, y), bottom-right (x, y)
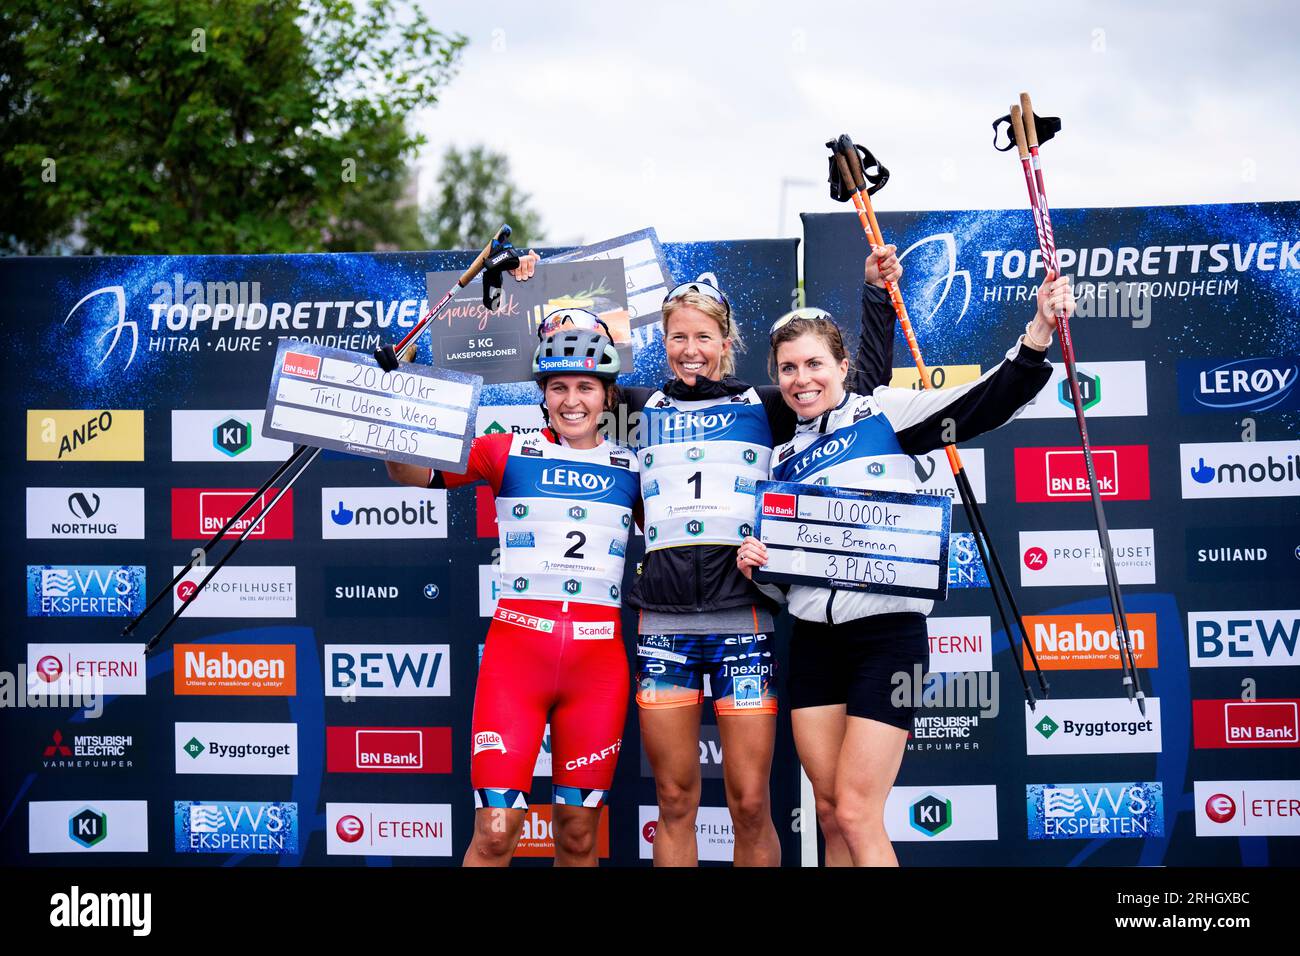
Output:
top-left (325, 645), bottom-right (451, 697)
top-left (1013, 446), bottom-right (1150, 502)
top-left (1178, 357), bottom-right (1300, 414)
top-left (1180, 440), bottom-right (1300, 499)
top-left (1018, 529), bottom-right (1155, 587)
top-left (173, 644), bottom-right (296, 696)
top-left (1022, 613), bottom-right (1159, 670)
top-left (761, 492), bottom-right (797, 518)
top-left (1192, 699), bottom-right (1300, 749)
top-left (1188, 610), bottom-right (1299, 667)
top-left (322, 488), bottom-right (447, 539)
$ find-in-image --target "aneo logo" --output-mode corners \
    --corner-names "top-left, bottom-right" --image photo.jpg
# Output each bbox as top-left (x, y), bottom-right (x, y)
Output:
top-left (322, 488), bottom-right (447, 539)
top-left (1192, 699), bottom-right (1300, 749)
top-left (1022, 613), bottom-right (1159, 670)
top-left (26, 488), bottom-right (145, 540)
top-left (1194, 780), bottom-right (1300, 836)
top-left (1026, 782), bottom-right (1164, 840)
top-left (171, 488), bottom-right (294, 539)
top-left (1188, 610), bottom-right (1299, 667)
top-left (1178, 357), bottom-right (1300, 414)
top-left (26, 410), bottom-right (144, 461)
top-left (1181, 440), bottom-right (1300, 499)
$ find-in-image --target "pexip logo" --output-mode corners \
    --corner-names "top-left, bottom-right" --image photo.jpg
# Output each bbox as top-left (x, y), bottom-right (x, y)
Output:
top-left (537, 467), bottom-right (615, 499)
top-left (1026, 782), bottom-right (1164, 840)
top-left (174, 801), bottom-right (299, 854)
top-left (788, 432), bottom-right (858, 480)
top-left (1179, 357), bottom-right (1300, 414)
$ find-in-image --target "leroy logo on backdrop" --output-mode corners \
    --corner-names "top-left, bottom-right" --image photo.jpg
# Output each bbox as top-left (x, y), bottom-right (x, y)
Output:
top-left (1178, 357), bottom-right (1300, 414)
top-left (1192, 699), bottom-right (1299, 748)
top-left (1014, 446), bottom-right (1150, 502)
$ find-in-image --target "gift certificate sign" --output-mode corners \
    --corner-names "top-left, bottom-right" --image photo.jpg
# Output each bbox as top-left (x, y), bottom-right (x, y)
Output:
top-left (262, 340), bottom-right (481, 473)
top-left (752, 480), bottom-right (952, 600)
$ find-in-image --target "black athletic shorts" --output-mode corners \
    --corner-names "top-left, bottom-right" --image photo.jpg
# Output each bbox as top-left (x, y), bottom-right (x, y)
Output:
top-left (788, 611), bottom-right (930, 730)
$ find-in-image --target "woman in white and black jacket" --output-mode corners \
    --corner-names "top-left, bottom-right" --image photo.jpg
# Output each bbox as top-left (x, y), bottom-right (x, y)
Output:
top-left (736, 273), bottom-right (1073, 866)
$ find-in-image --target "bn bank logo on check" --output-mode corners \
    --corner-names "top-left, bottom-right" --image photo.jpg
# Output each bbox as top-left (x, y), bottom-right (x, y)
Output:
top-left (26, 410), bottom-right (144, 461)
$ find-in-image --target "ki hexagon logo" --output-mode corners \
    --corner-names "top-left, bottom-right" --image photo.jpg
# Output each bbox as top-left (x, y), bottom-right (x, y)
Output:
top-left (648, 526), bottom-right (658, 543)
top-left (867, 462), bottom-right (885, 477)
top-left (909, 794), bottom-right (952, 837)
top-left (512, 577), bottom-right (529, 593)
top-left (609, 584), bottom-right (620, 601)
top-left (512, 504), bottom-right (529, 519)
top-left (687, 447), bottom-right (705, 462)
top-left (743, 449), bottom-right (758, 465)
top-left (69, 807), bottom-right (108, 848)
top-left (644, 453), bottom-right (654, 468)
top-left (563, 579), bottom-right (582, 596)
top-left (621, 513), bottom-right (631, 529)
top-left (738, 522), bottom-right (753, 538)
top-left (1035, 715), bottom-right (1060, 739)
top-left (1059, 370), bottom-right (1101, 411)
top-left (686, 519), bottom-right (705, 537)
top-left (213, 418), bottom-right (252, 457)
top-left (568, 506), bottom-right (588, 521)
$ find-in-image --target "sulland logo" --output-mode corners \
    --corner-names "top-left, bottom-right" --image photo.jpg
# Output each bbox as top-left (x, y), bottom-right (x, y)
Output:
top-left (909, 794), bottom-right (953, 837)
top-left (213, 418), bottom-right (252, 457)
top-left (1179, 357), bottom-right (1300, 414)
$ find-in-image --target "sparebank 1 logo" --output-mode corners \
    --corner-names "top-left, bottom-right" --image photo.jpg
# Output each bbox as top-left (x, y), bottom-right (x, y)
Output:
top-left (63, 286), bottom-right (137, 370)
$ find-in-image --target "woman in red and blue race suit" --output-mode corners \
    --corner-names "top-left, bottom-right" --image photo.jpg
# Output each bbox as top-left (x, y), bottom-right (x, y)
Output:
top-left (387, 312), bottom-right (638, 866)
top-left (736, 275), bottom-right (1072, 866)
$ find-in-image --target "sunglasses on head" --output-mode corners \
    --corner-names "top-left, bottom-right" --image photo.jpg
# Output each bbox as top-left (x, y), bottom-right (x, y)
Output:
top-left (769, 307), bottom-right (834, 342)
top-left (664, 280), bottom-right (732, 333)
top-left (537, 308), bottom-right (613, 341)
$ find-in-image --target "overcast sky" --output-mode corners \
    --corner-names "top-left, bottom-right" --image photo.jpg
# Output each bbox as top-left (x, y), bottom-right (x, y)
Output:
top-left (411, 0), bottom-right (1300, 246)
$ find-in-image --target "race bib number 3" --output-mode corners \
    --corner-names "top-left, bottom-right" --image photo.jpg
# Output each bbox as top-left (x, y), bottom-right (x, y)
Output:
top-left (752, 480), bottom-right (952, 600)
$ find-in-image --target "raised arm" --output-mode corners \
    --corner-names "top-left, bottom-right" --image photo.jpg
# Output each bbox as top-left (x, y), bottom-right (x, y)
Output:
top-left (846, 244), bottom-right (900, 394)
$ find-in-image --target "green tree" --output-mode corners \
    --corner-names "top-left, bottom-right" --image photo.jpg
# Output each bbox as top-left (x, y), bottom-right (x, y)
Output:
top-left (0, 0), bottom-right (465, 254)
top-left (422, 144), bottom-right (543, 250)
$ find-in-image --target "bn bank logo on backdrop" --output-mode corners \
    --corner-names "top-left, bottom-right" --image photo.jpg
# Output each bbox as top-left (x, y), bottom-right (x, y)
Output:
top-left (883, 785), bottom-right (998, 842)
top-left (947, 534), bottom-right (989, 588)
top-left (639, 805), bottom-right (735, 861)
top-left (171, 488), bottom-right (294, 539)
top-left (26, 410), bottom-right (144, 461)
top-left (1185, 526), bottom-right (1300, 582)
top-left (326, 727), bottom-right (454, 773)
top-left (174, 644), bottom-right (296, 696)
top-left (174, 801), bottom-right (299, 854)
top-left (910, 448), bottom-right (987, 505)
top-left (926, 617), bottom-right (992, 673)
top-left (321, 487), bottom-right (447, 539)
top-left (29, 801), bottom-right (149, 854)
top-left (175, 722), bottom-right (298, 775)
top-left (1195, 780), bottom-right (1300, 836)
top-left (1178, 357), bottom-right (1300, 414)
top-left (1019, 529), bottom-right (1155, 587)
top-left (1015, 361), bottom-right (1148, 420)
top-left (1193, 699), bottom-right (1300, 749)
top-left (1026, 782), bottom-right (1164, 840)
top-left (26, 643), bottom-right (147, 697)
top-left (326, 804), bottom-right (453, 857)
top-left (1188, 610), bottom-right (1299, 667)
top-left (26, 488), bottom-right (145, 540)
top-left (1013, 446), bottom-right (1150, 502)
top-left (172, 565), bottom-right (296, 618)
top-left (27, 565), bottom-right (145, 617)
top-left (1180, 440), bottom-right (1300, 499)
top-left (325, 645), bottom-right (450, 697)
top-left (1021, 613), bottom-right (1159, 670)
top-left (324, 565), bottom-right (447, 618)
top-left (171, 410), bottom-right (295, 461)
top-left (1026, 698), bottom-right (1162, 755)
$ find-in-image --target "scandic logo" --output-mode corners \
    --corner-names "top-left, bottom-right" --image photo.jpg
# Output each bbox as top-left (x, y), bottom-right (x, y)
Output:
top-left (1192, 699), bottom-right (1300, 749)
top-left (761, 492), bottom-right (796, 518)
top-left (281, 352), bottom-right (320, 379)
top-left (1022, 613), bottom-right (1159, 670)
top-left (171, 488), bottom-right (294, 540)
top-left (174, 644), bottom-right (296, 696)
top-left (325, 727), bottom-right (453, 773)
top-left (1014, 446), bottom-right (1150, 503)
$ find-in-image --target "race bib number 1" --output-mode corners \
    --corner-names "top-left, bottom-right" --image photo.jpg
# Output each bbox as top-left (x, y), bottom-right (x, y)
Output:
top-left (752, 480), bottom-right (952, 600)
top-left (262, 339), bottom-right (482, 472)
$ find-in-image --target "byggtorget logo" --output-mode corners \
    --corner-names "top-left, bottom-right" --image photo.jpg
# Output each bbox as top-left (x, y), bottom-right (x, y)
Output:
top-left (1025, 697), bottom-right (1162, 755)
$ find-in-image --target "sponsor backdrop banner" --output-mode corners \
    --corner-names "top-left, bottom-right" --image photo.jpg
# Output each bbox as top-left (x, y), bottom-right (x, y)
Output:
top-left (4, 201), bottom-right (1298, 866)
top-left (803, 201), bottom-right (1300, 866)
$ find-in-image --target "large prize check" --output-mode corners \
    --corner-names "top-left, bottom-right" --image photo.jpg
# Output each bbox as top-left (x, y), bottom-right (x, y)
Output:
top-left (262, 339), bottom-right (482, 472)
top-left (752, 480), bottom-right (952, 601)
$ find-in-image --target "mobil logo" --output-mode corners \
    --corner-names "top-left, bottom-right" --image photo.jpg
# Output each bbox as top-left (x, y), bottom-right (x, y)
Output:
top-left (1013, 445), bottom-right (1150, 502)
top-left (1178, 357), bottom-right (1300, 414)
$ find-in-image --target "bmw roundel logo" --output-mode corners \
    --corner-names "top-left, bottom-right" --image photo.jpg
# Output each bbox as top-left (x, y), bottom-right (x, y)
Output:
top-left (424, 584), bottom-right (440, 599)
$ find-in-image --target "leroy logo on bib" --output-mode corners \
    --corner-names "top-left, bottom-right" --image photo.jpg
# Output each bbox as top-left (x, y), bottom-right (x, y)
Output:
top-left (538, 468), bottom-right (615, 499)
